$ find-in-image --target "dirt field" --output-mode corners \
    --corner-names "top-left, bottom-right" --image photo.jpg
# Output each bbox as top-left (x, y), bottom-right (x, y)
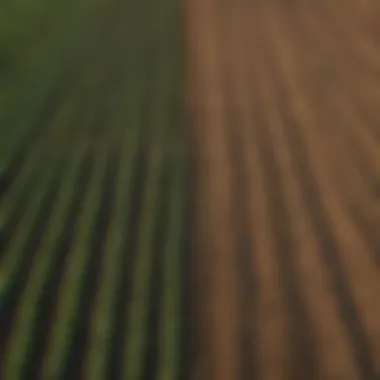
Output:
top-left (185, 1), bottom-right (380, 379)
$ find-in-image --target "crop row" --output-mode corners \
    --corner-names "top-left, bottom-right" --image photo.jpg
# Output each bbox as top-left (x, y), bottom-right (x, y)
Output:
top-left (0, 0), bottom-right (188, 378)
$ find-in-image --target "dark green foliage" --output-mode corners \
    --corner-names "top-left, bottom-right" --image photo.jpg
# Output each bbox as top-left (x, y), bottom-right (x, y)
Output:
top-left (0, 0), bottom-right (188, 379)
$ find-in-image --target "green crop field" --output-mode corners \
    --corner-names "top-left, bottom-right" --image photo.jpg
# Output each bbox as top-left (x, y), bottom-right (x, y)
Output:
top-left (0, 0), bottom-right (190, 379)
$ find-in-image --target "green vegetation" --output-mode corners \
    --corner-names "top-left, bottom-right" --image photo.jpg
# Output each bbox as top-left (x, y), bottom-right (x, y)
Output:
top-left (0, 0), bottom-right (188, 378)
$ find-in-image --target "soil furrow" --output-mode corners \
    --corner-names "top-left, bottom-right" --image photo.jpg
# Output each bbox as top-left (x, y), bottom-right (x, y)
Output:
top-left (186, 0), bottom-right (380, 379)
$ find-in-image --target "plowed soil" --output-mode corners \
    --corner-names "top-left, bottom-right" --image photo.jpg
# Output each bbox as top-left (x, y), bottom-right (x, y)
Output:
top-left (185, 1), bottom-right (380, 379)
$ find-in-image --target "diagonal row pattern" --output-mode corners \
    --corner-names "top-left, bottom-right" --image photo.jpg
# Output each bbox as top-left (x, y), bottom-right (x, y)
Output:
top-left (0, 0), bottom-right (189, 379)
top-left (186, 0), bottom-right (380, 379)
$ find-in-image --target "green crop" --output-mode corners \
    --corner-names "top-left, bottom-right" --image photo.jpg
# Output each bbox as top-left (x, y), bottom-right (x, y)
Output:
top-left (0, 0), bottom-right (188, 378)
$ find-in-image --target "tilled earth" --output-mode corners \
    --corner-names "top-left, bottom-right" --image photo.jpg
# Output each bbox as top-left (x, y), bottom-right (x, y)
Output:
top-left (2, 0), bottom-right (380, 379)
top-left (186, 0), bottom-right (380, 379)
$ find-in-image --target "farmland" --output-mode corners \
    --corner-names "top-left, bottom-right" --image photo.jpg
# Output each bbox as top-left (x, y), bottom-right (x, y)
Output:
top-left (0, 0), bottom-right (189, 379)
top-left (2, 0), bottom-right (380, 379)
top-left (186, 0), bottom-right (380, 380)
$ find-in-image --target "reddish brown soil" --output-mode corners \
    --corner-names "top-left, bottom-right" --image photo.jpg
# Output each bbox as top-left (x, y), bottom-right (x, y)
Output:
top-left (185, 1), bottom-right (380, 379)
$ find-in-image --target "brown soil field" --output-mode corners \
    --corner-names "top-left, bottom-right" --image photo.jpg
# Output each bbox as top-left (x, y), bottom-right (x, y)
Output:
top-left (185, 0), bottom-right (380, 379)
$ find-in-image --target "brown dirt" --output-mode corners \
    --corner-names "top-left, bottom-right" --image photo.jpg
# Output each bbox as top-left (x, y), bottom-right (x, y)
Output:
top-left (185, 0), bottom-right (380, 379)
